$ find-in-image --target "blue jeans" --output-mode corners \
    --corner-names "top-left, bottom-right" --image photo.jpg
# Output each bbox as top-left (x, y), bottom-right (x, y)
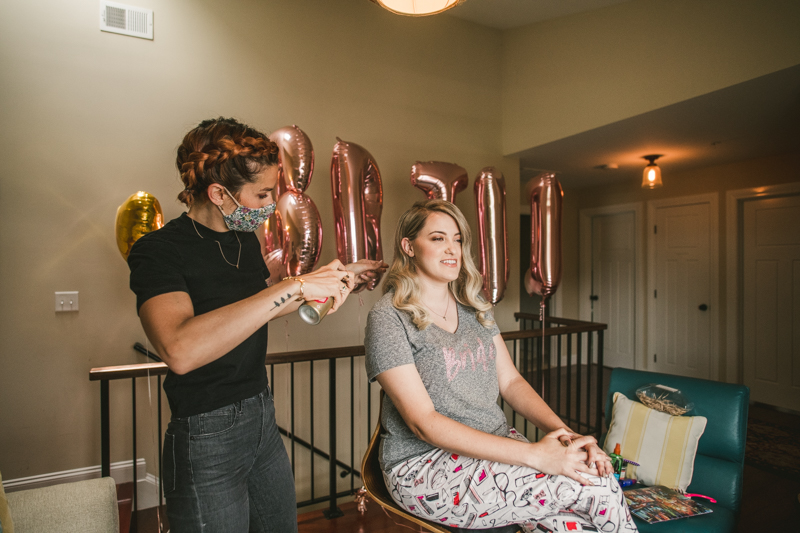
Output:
top-left (162, 387), bottom-right (298, 532)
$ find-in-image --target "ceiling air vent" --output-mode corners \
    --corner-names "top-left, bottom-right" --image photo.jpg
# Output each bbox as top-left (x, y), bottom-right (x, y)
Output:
top-left (100, 1), bottom-right (153, 40)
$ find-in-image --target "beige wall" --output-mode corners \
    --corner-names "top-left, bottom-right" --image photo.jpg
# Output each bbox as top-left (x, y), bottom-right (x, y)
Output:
top-left (2, 0), bottom-right (797, 484)
top-left (502, 0), bottom-right (800, 154)
top-left (558, 153), bottom-right (800, 379)
top-left (0, 0), bottom-right (516, 480)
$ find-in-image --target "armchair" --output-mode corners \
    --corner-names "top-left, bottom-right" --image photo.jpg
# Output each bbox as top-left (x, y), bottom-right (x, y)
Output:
top-left (4, 477), bottom-right (119, 533)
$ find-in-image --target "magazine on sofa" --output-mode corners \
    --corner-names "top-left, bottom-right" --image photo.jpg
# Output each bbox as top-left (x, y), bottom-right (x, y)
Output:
top-left (624, 485), bottom-right (713, 523)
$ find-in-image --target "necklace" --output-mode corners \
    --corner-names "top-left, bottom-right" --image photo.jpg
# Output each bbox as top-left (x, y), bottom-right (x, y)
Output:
top-left (423, 292), bottom-right (451, 320)
top-left (191, 217), bottom-right (241, 269)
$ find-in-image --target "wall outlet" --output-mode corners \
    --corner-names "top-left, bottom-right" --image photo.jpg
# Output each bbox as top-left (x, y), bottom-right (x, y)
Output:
top-left (55, 291), bottom-right (79, 312)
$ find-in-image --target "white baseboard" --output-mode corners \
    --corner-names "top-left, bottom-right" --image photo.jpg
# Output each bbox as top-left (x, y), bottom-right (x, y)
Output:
top-left (3, 459), bottom-right (161, 510)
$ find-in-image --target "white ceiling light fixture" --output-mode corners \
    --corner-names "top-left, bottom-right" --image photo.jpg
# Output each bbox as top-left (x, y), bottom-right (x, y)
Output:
top-left (370, 0), bottom-right (467, 16)
top-left (642, 155), bottom-right (663, 189)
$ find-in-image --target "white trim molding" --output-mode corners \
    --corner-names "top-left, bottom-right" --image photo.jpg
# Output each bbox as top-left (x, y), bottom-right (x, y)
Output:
top-left (2, 459), bottom-right (161, 510)
top-left (725, 181), bottom-right (800, 384)
top-left (578, 203), bottom-right (645, 369)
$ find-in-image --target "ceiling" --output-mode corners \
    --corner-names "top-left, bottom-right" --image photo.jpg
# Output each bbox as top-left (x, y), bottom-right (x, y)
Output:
top-left (517, 64), bottom-right (800, 189)
top-left (444, 0), bottom-right (800, 190)
top-left (446, 0), bottom-right (633, 29)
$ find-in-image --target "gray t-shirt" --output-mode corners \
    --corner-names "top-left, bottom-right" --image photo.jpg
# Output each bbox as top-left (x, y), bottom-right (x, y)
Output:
top-left (365, 291), bottom-right (509, 471)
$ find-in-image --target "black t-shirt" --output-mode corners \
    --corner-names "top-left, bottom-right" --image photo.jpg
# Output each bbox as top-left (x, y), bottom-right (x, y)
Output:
top-left (128, 213), bottom-right (270, 418)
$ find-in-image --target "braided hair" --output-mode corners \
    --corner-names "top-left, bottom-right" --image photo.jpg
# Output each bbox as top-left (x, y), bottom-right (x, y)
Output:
top-left (176, 117), bottom-right (279, 206)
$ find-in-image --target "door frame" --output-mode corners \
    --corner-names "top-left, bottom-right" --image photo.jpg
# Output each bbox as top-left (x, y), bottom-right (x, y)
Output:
top-left (647, 193), bottom-right (719, 379)
top-left (725, 182), bottom-right (800, 384)
top-left (579, 202), bottom-right (645, 369)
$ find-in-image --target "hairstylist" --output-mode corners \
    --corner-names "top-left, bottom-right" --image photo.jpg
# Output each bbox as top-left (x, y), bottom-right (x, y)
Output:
top-left (128, 117), bottom-right (386, 532)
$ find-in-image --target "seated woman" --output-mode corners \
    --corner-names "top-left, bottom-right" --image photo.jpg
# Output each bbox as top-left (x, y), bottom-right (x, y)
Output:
top-left (365, 200), bottom-right (637, 531)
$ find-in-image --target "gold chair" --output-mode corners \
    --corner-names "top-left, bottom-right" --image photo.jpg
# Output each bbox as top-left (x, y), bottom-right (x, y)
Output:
top-left (361, 391), bottom-right (521, 533)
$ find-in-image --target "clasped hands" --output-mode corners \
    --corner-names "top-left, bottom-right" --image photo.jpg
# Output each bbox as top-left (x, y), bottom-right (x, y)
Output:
top-left (532, 427), bottom-right (613, 486)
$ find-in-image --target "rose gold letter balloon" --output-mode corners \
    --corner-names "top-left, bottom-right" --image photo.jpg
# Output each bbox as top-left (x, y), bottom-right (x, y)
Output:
top-left (115, 191), bottom-right (164, 260)
top-left (277, 190), bottom-right (323, 276)
top-left (262, 209), bottom-right (290, 279)
top-left (331, 138), bottom-right (384, 292)
top-left (268, 125), bottom-right (314, 193)
top-left (528, 173), bottom-right (563, 298)
top-left (410, 161), bottom-right (468, 203)
top-left (474, 167), bottom-right (508, 304)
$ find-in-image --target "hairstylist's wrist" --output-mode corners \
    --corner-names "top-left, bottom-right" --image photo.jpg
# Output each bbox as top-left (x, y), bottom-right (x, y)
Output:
top-left (282, 276), bottom-right (306, 301)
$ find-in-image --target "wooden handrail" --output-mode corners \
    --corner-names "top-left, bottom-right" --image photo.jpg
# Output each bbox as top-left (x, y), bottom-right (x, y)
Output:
top-left (500, 322), bottom-right (606, 340)
top-left (89, 362), bottom-right (168, 381)
top-left (89, 317), bottom-right (606, 381)
top-left (513, 313), bottom-right (605, 327)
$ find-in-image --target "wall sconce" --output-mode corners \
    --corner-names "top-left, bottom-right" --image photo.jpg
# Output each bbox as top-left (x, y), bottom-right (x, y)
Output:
top-left (370, 0), bottom-right (466, 16)
top-left (642, 155), bottom-right (663, 189)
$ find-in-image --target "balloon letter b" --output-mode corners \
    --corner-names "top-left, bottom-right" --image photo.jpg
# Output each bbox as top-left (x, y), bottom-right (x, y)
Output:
top-left (265, 125), bottom-right (322, 276)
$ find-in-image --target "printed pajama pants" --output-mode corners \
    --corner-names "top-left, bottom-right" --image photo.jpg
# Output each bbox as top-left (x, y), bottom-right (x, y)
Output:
top-left (384, 429), bottom-right (638, 532)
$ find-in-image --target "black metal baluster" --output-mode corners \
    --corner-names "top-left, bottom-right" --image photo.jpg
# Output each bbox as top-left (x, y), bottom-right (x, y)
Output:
top-left (324, 359), bottom-right (343, 518)
top-left (158, 375), bottom-right (163, 507)
top-left (557, 334), bottom-right (563, 421)
top-left (310, 361), bottom-right (315, 500)
top-left (587, 333), bottom-right (593, 434)
top-left (291, 362), bottom-right (296, 477)
top-left (132, 378), bottom-right (138, 528)
top-left (596, 330), bottom-right (605, 439)
top-left (350, 356), bottom-right (355, 488)
top-left (544, 331), bottom-right (550, 414)
top-left (566, 334), bottom-right (572, 429)
top-left (101, 381), bottom-right (110, 477)
top-left (576, 333), bottom-right (583, 434)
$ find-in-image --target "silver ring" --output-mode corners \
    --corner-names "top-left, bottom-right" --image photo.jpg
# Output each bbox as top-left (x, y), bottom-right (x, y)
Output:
top-left (340, 285), bottom-right (347, 293)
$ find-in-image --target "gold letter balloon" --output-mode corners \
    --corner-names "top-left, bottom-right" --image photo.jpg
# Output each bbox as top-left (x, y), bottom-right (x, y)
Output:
top-left (474, 167), bottom-right (508, 305)
top-left (115, 191), bottom-right (164, 260)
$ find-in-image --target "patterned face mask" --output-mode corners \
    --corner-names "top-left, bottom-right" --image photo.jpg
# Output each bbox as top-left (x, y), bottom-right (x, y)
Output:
top-left (218, 187), bottom-right (276, 232)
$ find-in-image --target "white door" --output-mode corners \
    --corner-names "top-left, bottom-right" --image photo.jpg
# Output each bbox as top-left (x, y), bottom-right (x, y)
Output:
top-left (649, 201), bottom-right (713, 378)
top-left (591, 213), bottom-right (636, 369)
top-left (743, 195), bottom-right (800, 411)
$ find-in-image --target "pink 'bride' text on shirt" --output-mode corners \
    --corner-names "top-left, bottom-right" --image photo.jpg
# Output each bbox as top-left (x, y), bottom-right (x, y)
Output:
top-left (443, 338), bottom-right (496, 382)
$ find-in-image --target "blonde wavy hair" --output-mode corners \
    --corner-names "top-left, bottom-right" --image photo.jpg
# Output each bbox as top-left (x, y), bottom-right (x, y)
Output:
top-left (383, 200), bottom-right (494, 330)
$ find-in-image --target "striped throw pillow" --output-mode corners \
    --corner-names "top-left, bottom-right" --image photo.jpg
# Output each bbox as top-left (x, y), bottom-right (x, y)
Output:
top-left (603, 392), bottom-right (707, 491)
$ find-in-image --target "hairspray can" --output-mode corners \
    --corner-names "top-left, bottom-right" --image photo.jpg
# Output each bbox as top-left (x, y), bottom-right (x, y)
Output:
top-left (298, 297), bottom-right (334, 325)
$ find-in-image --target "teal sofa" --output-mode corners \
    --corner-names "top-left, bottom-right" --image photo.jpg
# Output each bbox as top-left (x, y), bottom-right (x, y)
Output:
top-left (604, 368), bottom-right (749, 532)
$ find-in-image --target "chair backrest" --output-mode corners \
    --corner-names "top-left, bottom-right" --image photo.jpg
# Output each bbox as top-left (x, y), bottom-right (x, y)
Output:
top-left (361, 392), bottom-right (521, 533)
top-left (605, 368), bottom-right (749, 513)
top-left (361, 391), bottom-right (456, 533)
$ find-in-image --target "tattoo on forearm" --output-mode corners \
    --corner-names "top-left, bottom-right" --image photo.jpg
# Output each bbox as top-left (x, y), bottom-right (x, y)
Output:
top-left (271, 293), bottom-right (294, 312)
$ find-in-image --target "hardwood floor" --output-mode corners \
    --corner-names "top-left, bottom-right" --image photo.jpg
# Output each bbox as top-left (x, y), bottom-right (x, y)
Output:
top-left (735, 404), bottom-right (800, 531)
top-left (298, 501), bottom-right (426, 533)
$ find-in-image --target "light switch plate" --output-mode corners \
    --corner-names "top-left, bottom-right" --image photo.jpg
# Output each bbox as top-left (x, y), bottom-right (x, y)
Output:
top-left (55, 291), bottom-right (79, 312)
